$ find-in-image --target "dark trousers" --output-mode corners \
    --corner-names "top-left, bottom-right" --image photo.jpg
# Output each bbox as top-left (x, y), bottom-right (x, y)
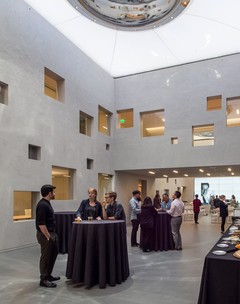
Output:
top-left (37, 231), bottom-right (58, 281)
top-left (131, 219), bottom-right (139, 245)
top-left (221, 216), bottom-right (226, 232)
top-left (194, 212), bottom-right (199, 223)
top-left (141, 228), bottom-right (154, 252)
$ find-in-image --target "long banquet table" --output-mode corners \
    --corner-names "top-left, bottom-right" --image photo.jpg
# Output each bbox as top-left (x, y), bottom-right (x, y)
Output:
top-left (66, 220), bottom-right (129, 288)
top-left (198, 228), bottom-right (240, 304)
top-left (55, 211), bottom-right (75, 254)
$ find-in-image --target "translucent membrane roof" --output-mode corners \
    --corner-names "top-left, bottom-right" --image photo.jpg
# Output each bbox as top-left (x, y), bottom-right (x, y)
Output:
top-left (24, 0), bottom-right (240, 77)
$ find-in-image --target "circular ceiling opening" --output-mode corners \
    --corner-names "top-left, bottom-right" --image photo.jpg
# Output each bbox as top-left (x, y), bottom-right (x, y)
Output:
top-left (68, 0), bottom-right (191, 30)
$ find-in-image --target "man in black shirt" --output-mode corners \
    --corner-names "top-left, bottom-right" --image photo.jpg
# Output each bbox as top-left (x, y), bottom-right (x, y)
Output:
top-left (36, 184), bottom-right (59, 288)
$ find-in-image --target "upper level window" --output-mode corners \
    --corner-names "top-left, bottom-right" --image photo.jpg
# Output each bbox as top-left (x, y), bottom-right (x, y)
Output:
top-left (52, 166), bottom-right (75, 200)
top-left (28, 144), bottom-right (41, 160)
top-left (117, 109), bottom-right (133, 128)
top-left (207, 95), bottom-right (222, 111)
top-left (80, 111), bottom-right (92, 136)
top-left (0, 81), bottom-right (8, 105)
top-left (226, 97), bottom-right (240, 127)
top-left (192, 125), bottom-right (214, 147)
top-left (98, 106), bottom-right (111, 136)
top-left (140, 110), bottom-right (165, 137)
top-left (44, 68), bottom-right (64, 102)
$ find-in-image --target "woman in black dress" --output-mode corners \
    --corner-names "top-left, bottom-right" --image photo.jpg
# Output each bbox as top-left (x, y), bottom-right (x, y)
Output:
top-left (140, 196), bottom-right (157, 252)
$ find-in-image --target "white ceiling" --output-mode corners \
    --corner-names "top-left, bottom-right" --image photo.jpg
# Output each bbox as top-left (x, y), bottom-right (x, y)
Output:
top-left (24, 0), bottom-right (240, 78)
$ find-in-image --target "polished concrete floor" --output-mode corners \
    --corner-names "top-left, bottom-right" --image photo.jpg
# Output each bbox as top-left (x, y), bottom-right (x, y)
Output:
top-left (0, 215), bottom-right (225, 304)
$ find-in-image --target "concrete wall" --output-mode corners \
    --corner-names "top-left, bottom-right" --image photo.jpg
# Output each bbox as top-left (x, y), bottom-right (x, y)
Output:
top-left (1, 1), bottom-right (240, 251)
top-left (114, 55), bottom-right (240, 170)
top-left (0, 0), bottom-right (115, 251)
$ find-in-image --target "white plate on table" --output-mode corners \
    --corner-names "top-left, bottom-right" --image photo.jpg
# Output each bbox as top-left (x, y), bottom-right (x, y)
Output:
top-left (217, 243), bottom-right (229, 248)
top-left (212, 250), bottom-right (227, 255)
top-left (222, 237), bottom-right (231, 241)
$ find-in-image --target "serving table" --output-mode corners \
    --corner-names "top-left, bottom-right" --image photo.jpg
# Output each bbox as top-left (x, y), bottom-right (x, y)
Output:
top-left (55, 211), bottom-right (76, 254)
top-left (198, 227), bottom-right (240, 304)
top-left (66, 220), bottom-right (129, 288)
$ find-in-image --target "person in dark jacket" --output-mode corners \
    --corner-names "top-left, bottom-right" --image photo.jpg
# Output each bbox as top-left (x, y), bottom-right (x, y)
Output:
top-left (219, 195), bottom-right (228, 233)
top-left (76, 188), bottom-right (102, 220)
top-left (140, 196), bottom-right (157, 252)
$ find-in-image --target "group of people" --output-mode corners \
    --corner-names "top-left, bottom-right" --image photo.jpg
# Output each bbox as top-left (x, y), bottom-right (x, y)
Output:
top-left (35, 185), bottom-right (185, 288)
top-left (129, 190), bottom-right (185, 252)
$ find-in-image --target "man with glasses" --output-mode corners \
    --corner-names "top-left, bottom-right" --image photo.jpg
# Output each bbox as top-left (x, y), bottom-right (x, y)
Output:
top-left (105, 191), bottom-right (126, 221)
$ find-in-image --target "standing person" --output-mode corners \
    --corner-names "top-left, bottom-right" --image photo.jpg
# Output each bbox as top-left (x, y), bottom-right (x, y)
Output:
top-left (36, 184), bottom-right (60, 288)
top-left (193, 194), bottom-right (201, 224)
top-left (129, 190), bottom-right (141, 247)
top-left (219, 195), bottom-right (228, 234)
top-left (140, 196), bottom-right (157, 252)
top-left (153, 193), bottom-right (161, 210)
top-left (166, 191), bottom-right (185, 250)
top-left (105, 191), bottom-right (126, 220)
top-left (75, 188), bottom-right (102, 220)
top-left (161, 193), bottom-right (172, 210)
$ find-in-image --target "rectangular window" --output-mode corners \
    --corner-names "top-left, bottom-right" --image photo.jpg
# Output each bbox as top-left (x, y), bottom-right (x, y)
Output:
top-left (98, 106), bottom-right (111, 136)
top-left (87, 158), bottom-right (93, 169)
top-left (80, 111), bottom-right (92, 136)
top-left (141, 110), bottom-right (165, 137)
top-left (117, 109), bottom-right (133, 128)
top-left (44, 67), bottom-right (64, 102)
top-left (52, 166), bottom-right (75, 200)
top-left (207, 95), bottom-right (222, 111)
top-left (171, 137), bottom-right (178, 144)
top-left (28, 144), bottom-right (41, 160)
top-left (192, 125), bottom-right (214, 147)
top-left (0, 81), bottom-right (8, 105)
top-left (226, 97), bottom-right (240, 127)
top-left (13, 191), bottom-right (38, 221)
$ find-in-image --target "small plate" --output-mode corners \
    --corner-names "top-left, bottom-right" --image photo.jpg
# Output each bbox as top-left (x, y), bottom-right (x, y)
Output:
top-left (222, 237), bottom-right (231, 241)
top-left (217, 243), bottom-right (229, 248)
top-left (212, 250), bottom-right (226, 255)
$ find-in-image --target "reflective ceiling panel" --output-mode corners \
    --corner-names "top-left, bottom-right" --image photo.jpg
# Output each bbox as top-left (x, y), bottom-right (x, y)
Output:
top-left (68, 0), bottom-right (190, 30)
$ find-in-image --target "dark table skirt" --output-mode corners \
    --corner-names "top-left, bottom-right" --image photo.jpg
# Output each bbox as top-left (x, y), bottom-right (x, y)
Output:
top-left (55, 211), bottom-right (76, 254)
top-left (198, 227), bottom-right (240, 304)
top-left (66, 220), bottom-right (129, 288)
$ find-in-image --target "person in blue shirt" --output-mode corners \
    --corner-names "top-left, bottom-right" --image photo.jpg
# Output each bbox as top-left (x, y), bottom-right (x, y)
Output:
top-left (161, 193), bottom-right (172, 210)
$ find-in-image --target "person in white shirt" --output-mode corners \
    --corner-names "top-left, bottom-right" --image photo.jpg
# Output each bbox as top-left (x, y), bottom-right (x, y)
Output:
top-left (129, 190), bottom-right (141, 247)
top-left (167, 191), bottom-right (185, 250)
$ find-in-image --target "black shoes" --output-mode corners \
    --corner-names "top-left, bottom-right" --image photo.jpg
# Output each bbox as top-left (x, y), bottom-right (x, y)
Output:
top-left (40, 280), bottom-right (57, 288)
top-left (175, 248), bottom-right (182, 251)
top-left (48, 275), bottom-right (60, 281)
top-left (131, 243), bottom-right (139, 247)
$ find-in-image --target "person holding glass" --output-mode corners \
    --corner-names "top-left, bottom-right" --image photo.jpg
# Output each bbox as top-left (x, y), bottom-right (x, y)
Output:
top-left (75, 188), bottom-right (102, 221)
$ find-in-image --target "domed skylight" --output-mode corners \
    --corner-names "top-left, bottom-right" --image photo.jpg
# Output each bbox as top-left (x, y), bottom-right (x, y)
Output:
top-left (68, 0), bottom-right (190, 30)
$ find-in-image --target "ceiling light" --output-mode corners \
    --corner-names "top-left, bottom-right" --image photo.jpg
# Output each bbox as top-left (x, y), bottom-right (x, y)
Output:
top-left (207, 173), bottom-right (211, 176)
top-left (184, 174), bottom-right (188, 177)
top-left (228, 168), bottom-right (232, 171)
top-left (199, 169), bottom-right (204, 172)
top-left (236, 109), bottom-right (240, 115)
top-left (149, 171), bottom-right (155, 175)
top-left (173, 170), bottom-right (178, 173)
top-left (163, 175), bottom-right (168, 178)
top-left (231, 172), bottom-right (235, 175)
